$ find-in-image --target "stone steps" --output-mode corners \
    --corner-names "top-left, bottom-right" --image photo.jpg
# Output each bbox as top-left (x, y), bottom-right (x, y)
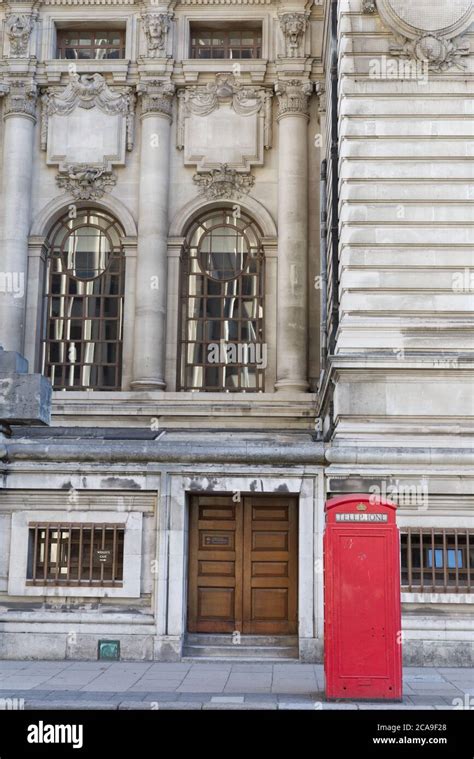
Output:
top-left (183, 634), bottom-right (299, 660)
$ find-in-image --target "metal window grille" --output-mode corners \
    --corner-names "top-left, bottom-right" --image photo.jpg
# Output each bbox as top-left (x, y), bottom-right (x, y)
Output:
top-left (26, 524), bottom-right (125, 587)
top-left (42, 209), bottom-right (125, 391)
top-left (401, 529), bottom-right (473, 593)
top-left (190, 30), bottom-right (262, 59)
top-left (178, 209), bottom-right (265, 392)
top-left (56, 30), bottom-right (125, 60)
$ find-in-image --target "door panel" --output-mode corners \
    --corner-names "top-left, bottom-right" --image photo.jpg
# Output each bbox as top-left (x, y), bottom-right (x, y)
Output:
top-left (188, 496), bottom-right (243, 632)
top-left (188, 495), bottom-right (298, 635)
top-left (243, 498), bottom-right (298, 634)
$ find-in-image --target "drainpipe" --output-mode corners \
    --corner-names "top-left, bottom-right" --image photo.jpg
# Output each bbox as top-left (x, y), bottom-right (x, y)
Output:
top-left (320, 159), bottom-right (328, 374)
top-left (329, 0), bottom-right (340, 354)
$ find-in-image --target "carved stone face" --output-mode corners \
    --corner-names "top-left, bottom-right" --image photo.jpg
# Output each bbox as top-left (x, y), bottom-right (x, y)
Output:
top-left (285, 19), bottom-right (304, 46)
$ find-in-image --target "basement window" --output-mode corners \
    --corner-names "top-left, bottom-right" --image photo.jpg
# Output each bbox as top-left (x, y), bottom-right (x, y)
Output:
top-left (401, 529), bottom-right (473, 593)
top-left (26, 523), bottom-right (124, 586)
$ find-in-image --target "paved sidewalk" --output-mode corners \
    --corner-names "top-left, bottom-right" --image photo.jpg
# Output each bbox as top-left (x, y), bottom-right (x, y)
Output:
top-left (0, 661), bottom-right (472, 710)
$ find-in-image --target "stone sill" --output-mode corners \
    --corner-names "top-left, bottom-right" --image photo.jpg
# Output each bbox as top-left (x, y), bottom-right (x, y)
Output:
top-left (43, 59), bottom-right (130, 84)
top-left (181, 59), bottom-right (268, 83)
top-left (402, 593), bottom-right (474, 605)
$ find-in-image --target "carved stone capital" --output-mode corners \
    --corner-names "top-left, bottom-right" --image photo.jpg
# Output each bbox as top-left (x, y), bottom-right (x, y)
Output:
top-left (193, 164), bottom-right (255, 200)
top-left (6, 13), bottom-right (35, 58)
top-left (278, 11), bottom-right (310, 59)
top-left (141, 11), bottom-right (174, 59)
top-left (138, 80), bottom-right (175, 118)
top-left (3, 82), bottom-right (37, 121)
top-left (275, 80), bottom-right (313, 120)
top-left (56, 164), bottom-right (117, 200)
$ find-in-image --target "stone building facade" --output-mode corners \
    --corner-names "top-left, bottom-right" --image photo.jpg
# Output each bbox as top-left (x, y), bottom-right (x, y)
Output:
top-left (0, 0), bottom-right (472, 665)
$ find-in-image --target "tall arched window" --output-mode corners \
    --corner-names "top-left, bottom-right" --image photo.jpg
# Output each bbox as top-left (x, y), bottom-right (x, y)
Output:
top-left (42, 209), bottom-right (125, 390)
top-left (179, 208), bottom-right (265, 392)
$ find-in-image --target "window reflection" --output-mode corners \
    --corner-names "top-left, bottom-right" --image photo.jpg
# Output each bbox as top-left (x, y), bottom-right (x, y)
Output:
top-left (43, 210), bottom-right (125, 391)
top-left (179, 209), bottom-right (265, 392)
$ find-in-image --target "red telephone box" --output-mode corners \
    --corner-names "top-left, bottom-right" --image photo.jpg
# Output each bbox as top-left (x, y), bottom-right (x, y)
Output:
top-left (324, 494), bottom-right (402, 701)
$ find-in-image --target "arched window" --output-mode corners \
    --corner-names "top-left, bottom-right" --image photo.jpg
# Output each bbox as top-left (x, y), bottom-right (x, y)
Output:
top-left (42, 209), bottom-right (125, 390)
top-left (179, 208), bottom-right (265, 392)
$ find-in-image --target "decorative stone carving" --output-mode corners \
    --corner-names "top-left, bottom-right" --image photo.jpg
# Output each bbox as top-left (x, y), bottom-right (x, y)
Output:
top-left (40, 74), bottom-right (135, 170)
top-left (279, 12), bottom-right (310, 58)
top-left (315, 81), bottom-right (326, 114)
top-left (193, 164), bottom-right (255, 199)
top-left (377, 0), bottom-right (473, 72)
top-left (141, 12), bottom-right (173, 59)
top-left (3, 81), bottom-right (37, 120)
top-left (390, 33), bottom-right (470, 72)
top-left (41, 74), bottom-right (135, 164)
top-left (137, 80), bottom-right (175, 118)
top-left (56, 164), bottom-right (117, 200)
top-left (177, 74), bottom-right (272, 171)
top-left (275, 80), bottom-right (313, 120)
top-left (362, 0), bottom-right (377, 13)
top-left (5, 14), bottom-right (35, 58)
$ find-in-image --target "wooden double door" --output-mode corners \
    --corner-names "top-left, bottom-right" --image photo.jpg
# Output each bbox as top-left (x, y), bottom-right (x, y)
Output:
top-left (188, 495), bottom-right (298, 634)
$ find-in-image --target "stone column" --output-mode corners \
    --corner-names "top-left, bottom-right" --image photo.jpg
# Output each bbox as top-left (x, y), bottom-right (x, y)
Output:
top-left (0, 84), bottom-right (37, 354)
top-left (275, 80), bottom-right (312, 392)
top-left (131, 82), bottom-right (174, 391)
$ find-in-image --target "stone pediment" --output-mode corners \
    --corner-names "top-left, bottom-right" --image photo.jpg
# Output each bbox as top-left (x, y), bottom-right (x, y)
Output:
top-left (177, 74), bottom-right (272, 172)
top-left (41, 73), bottom-right (135, 171)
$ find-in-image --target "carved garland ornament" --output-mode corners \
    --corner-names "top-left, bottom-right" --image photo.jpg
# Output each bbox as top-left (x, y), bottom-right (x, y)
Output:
top-left (193, 164), bottom-right (255, 200)
top-left (376, 0), bottom-right (473, 72)
top-left (40, 73), bottom-right (135, 151)
top-left (5, 13), bottom-right (35, 57)
top-left (56, 164), bottom-right (117, 200)
top-left (390, 33), bottom-right (470, 72)
top-left (177, 74), bottom-right (273, 150)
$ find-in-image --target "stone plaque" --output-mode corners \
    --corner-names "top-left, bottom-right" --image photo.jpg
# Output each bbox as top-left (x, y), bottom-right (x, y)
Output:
top-left (378, 0), bottom-right (473, 37)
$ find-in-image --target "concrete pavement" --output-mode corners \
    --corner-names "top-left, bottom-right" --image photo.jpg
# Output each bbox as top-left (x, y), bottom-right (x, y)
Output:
top-left (0, 661), bottom-right (472, 710)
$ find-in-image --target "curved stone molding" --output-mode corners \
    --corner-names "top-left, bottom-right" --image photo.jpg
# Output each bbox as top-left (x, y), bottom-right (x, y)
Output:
top-left (56, 164), bottom-right (117, 200)
top-left (6, 13), bottom-right (35, 58)
top-left (137, 80), bottom-right (175, 118)
top-left (278, 11), bottom-right (310, 59)
top-left (169, 194), bottom-right (277, 238)
top-left (41, 73), bottom-right (135, 153)
top-left (3, 82), bottom-right (37, 121)
top-left (193, 164), bottom-right (255, 200)
top-left (30, 194), bottom-right (138, 238)
top-left (377, 0), bottom-right (473, 71)
top-left (275, 79), bottom-right (313, 120)
top-left (141, 11), bottom-right (173, 59)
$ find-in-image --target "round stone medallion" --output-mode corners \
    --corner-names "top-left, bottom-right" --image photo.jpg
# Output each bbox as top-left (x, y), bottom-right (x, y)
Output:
top-left (377, 0), bottom-right (473, 38)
